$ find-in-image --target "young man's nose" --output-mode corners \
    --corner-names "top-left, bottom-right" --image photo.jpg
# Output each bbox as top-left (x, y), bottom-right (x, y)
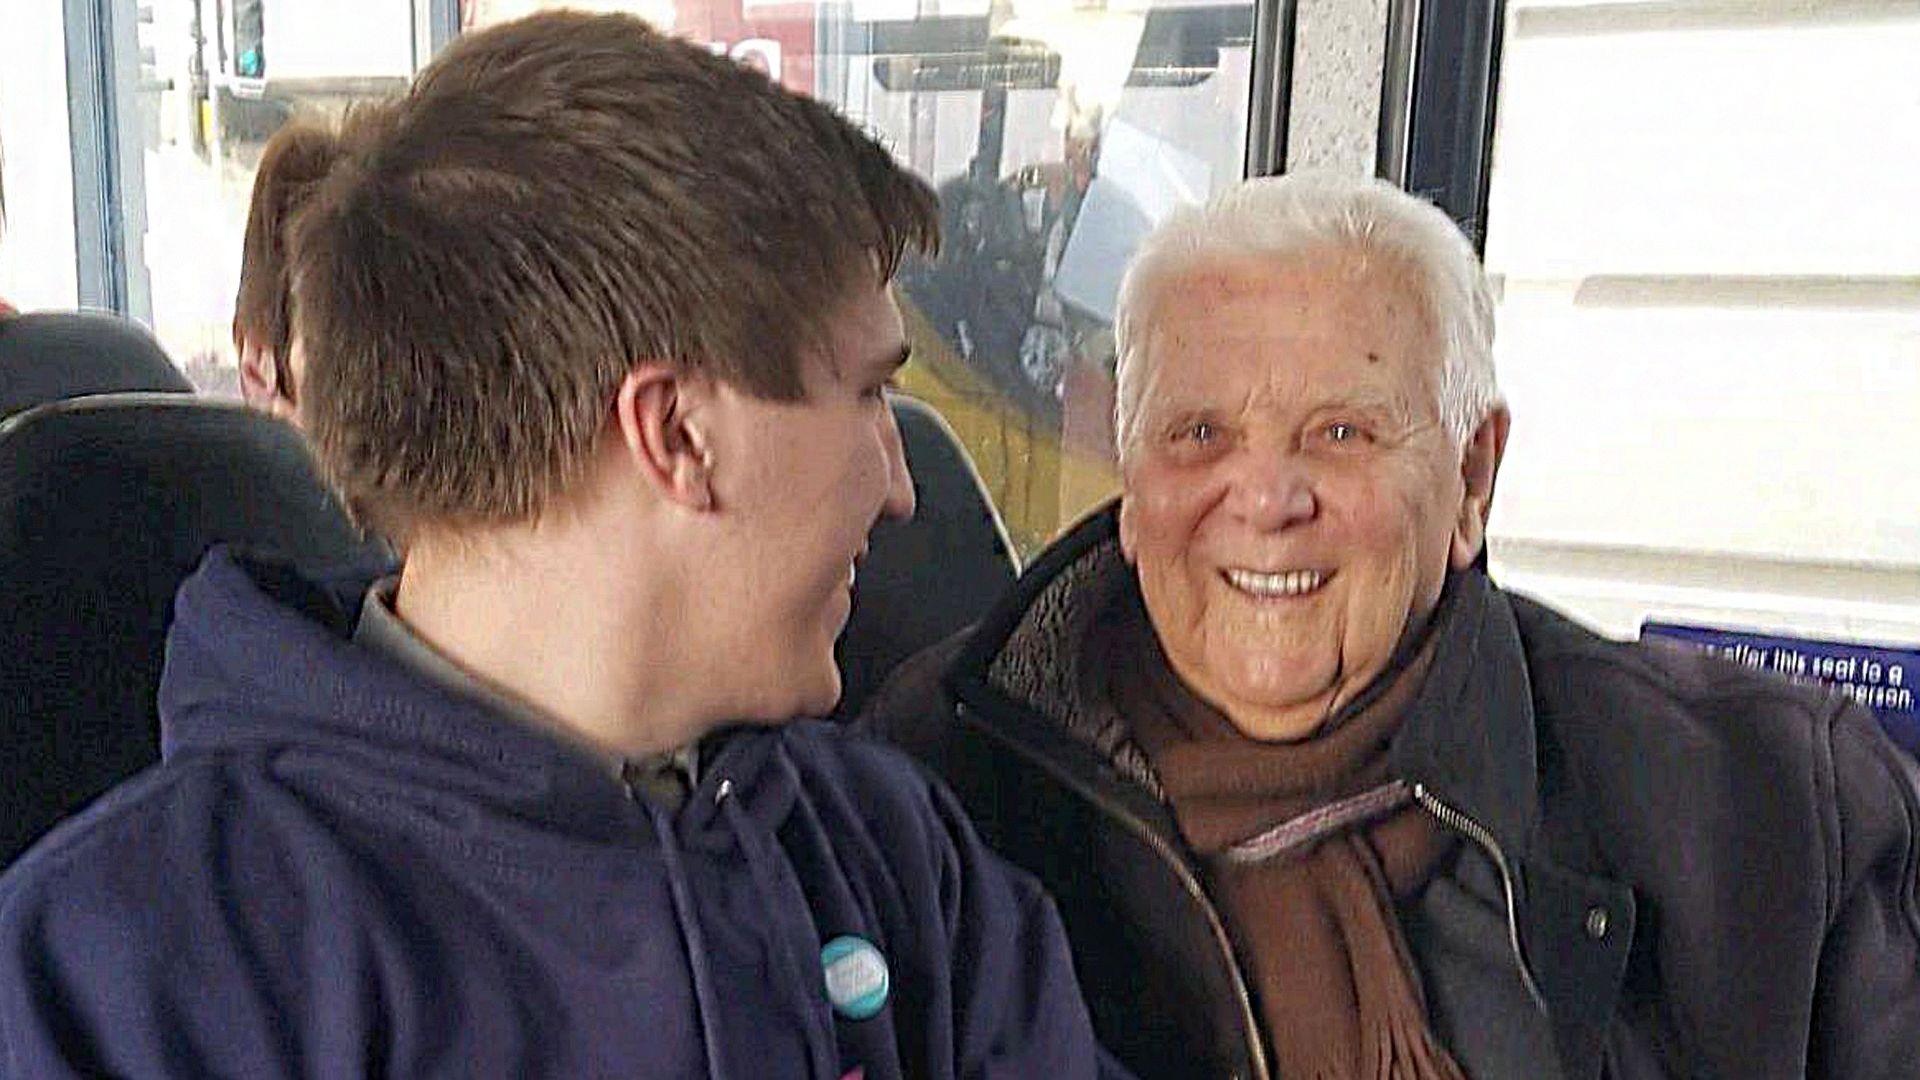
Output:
top-left (880, 407), bottom-right (916, 522)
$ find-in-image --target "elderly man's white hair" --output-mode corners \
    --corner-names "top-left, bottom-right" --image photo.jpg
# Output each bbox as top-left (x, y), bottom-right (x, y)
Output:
top-left (1112, 172), bottom-right (1499, 459)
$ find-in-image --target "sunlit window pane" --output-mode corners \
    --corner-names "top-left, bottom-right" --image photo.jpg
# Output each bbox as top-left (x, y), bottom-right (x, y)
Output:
top-left (126, 0), bottom-right (423, 396)
top-left (1483, 1), bottom-right (1920, 639)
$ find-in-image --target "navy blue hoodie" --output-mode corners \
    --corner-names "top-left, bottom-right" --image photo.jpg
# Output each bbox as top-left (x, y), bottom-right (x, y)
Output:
top-left (0, 550), bottom-right (1116, 1079)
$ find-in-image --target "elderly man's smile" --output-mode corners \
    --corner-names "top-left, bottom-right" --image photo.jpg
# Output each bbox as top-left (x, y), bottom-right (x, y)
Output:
top-left (1220, 566), bottom-right (1333, 599)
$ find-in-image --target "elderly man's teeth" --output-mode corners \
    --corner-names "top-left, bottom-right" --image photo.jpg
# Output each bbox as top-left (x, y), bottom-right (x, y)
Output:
top-left (848, 562), bottom-right (858, 588)
top-left (1224, 568), bottom-right (1325, 597)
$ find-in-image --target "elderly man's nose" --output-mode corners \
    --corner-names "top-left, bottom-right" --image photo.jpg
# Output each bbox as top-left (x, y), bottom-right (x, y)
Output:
top-left (1228, 454), bottom-right (1316, 530)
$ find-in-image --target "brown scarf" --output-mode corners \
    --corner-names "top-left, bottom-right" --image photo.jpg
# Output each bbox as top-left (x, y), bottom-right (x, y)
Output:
top-left (1102, 597), bottom-right (1466, 1080)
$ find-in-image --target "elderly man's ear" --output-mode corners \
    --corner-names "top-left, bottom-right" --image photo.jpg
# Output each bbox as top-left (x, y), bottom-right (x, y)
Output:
top-left (1451, 406), bottom-right (1511, 569)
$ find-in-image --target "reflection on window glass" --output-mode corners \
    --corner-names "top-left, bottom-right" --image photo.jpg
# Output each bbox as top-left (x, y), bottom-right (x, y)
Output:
top-left (131, 0), bottom-right (421, 397)
top-left (467, 0), bottom-right (1257, 558)
top-left (1482, 2), bottom-right (1920, 639)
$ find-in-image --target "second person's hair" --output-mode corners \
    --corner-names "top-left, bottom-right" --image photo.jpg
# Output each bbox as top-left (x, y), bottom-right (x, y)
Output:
top-left (234, 117), bottom-right (348, 394)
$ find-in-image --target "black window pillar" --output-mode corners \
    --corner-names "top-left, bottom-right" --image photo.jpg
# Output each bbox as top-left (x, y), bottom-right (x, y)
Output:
top-left (1377, 0), bottom-right (1503, 251)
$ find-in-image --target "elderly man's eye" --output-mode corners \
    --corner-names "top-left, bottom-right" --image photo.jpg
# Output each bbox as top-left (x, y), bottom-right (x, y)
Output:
top-left (1325, 421), bottom-right (1365, 444)
top-left (1173, 420), bottom-right (1219, 445)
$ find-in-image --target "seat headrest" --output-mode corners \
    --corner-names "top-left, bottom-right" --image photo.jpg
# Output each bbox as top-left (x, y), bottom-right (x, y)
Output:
top-left (0, 312), bottom-right (193, 421)
top-left (0, 394), bottom-right (388, 864)
top-left (833, 396), bottom-right (1018, 721)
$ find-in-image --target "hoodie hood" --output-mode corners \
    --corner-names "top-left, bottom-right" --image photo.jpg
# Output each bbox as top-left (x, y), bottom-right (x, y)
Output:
top-left (5, 546), bottom-right (1115, 1080)
top-left (158, 546), bottom-right (791, 848)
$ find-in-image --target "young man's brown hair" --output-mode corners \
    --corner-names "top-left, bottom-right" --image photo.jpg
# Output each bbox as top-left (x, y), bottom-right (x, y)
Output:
top-left (291, 11), bottom-right (938, 539)
top-left (233, 118), bottom-right (344, 410)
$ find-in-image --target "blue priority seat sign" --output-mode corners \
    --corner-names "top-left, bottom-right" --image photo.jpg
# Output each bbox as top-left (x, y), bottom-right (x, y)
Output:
top-left (1642, 622), bottom-right (1919, 755)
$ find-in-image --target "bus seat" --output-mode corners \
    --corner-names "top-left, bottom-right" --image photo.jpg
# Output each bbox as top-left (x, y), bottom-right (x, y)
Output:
top-left (832, 395), bottom-right (1018, 722)
top-left (0, 311), bottom-right (193, 421)
top-left (0, 394), bottom-right (386, 866)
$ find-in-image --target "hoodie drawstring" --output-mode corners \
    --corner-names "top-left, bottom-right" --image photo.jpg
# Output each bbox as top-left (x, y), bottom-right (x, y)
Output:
top-left (653, 806), bottom-right (731, 1080)
top-left (722, 784), bottom-right (844, 1080)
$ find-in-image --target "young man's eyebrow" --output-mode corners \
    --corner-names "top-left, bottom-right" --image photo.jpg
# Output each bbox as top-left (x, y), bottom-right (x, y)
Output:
top-left (834, 344), bottom-right (912, 385)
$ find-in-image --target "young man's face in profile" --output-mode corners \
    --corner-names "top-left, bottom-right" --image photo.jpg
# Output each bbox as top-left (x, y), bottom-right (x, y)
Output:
top-left (703, 281), bottom-right (917, 720)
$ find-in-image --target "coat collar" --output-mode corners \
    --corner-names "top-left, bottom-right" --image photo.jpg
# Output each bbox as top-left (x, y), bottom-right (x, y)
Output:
top-left (947, 499), bottom-right (1637, 1080)
top-left (951, 500), bottom-right (1543, 851)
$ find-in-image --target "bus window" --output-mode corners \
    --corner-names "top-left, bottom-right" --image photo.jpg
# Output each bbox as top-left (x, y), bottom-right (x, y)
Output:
top-left (465, 0), bottom-right (1262, 558)
top-left (0, 2), bottom-right (82, 311)
top-left (12, 0), bottom-right (1270, 554)
top-left (60, 0), bottom-right (426, 396)
top-left (1481, 3), bottom-right (1920, 643)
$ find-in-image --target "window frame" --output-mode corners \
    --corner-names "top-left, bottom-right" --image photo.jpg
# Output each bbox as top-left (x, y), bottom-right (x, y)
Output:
top-left (64, 0), bottom-right (149, 316)
top-left (1377, 0), bottom-right (1504, 249)
top-left (63, 0), bottom-right (459, 319)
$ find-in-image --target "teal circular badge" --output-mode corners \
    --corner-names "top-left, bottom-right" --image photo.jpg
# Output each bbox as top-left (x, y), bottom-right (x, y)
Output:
top-left (821, 935), bottom-right (889, 1020)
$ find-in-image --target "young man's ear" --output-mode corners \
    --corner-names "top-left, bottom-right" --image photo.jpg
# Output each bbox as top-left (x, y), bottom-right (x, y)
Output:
top-left (614, 363), bottom-right (715, 512)
top-left (1450, 405), bottom-right (1511, 570)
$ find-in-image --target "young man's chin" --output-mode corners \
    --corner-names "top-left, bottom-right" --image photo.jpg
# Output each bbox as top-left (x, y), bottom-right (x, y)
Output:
top-left (738, 663), bottom-right (841, 725)
top-left (796, 670), bottom-right (844, 721)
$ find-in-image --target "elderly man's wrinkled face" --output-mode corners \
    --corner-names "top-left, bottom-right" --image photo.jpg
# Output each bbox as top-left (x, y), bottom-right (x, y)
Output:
top-left (1119, 248), bottom-right (1500, 742)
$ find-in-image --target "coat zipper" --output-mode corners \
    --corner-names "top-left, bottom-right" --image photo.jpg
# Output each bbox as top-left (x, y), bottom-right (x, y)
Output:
top-left (960, 705), bottom-right (1272, 1080)
top-left (1107, 796), bottom-right (1273, 1080)
top-left (1410, 782), bottom-right (1549, 1012)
